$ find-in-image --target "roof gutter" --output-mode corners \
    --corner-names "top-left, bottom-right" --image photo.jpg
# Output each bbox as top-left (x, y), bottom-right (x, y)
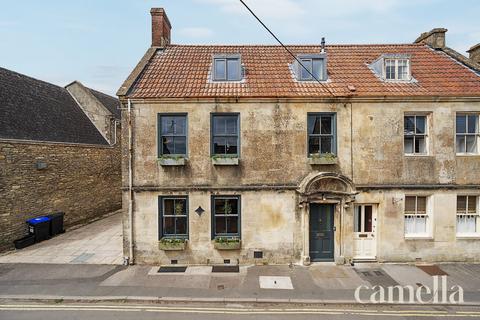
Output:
top-left (118, 95), bottom-right (480, 104)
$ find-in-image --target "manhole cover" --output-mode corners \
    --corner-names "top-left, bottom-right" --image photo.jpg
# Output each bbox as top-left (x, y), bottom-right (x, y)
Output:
top-left (259, 276), bottom-right (293, 290)
top-left (158, 266), bottom-right (187, 273)
top-left (212, 265), bottom-right (239, 273)
top-left (417, 265), bottom-right (448, 276)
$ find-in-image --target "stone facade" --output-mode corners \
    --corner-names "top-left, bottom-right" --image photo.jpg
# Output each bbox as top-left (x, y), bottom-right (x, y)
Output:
top-left (122, 99), bottom-right (480, 265)
top-left (0, 137), bottom-right (121, 252)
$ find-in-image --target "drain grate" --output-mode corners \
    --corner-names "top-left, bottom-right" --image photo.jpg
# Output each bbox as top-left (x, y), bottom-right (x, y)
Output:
top-left (158, 266), bottom-right (187, 273)
top-left (212, 265), bottom-right (239, 273)
top-left (417, 265), bottom-right (448, 276)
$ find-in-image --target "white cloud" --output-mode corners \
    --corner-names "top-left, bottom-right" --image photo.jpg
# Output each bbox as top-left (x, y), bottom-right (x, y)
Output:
top-left (179, 27), bottom-right (214, 39)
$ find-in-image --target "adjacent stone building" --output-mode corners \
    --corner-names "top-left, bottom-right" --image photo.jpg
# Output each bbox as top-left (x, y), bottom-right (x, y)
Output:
top-left (118, 8), bottom-right (480, 265)
top-left (0, 67), bottom-right (122, 252)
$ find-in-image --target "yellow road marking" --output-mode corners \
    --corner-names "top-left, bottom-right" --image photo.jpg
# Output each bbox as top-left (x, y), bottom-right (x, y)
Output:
top-left (0, 304), bottom-right (455, 313)
top-left (0, 303), bottom-right (478, 317)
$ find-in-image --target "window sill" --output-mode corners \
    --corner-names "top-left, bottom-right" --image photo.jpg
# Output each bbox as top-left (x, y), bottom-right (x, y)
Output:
top-left (456, 154), bottom-right (480, 157)
top-left (158, 157), bottom-right (186, 166)
top-left (456, 234), bottom-right (480, 239)
top-left (405, 235), bottom-right (433, 240)
top-left (212, 156), bottom-right (239, 166)
top-left (404, 154), bottom-right (431, 158)
top-left (308, 157), bottom-right (338, 165)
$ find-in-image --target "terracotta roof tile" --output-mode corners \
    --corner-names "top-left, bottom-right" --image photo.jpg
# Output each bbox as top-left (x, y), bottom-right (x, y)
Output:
top-left (127, 44), bottom-right (480, 98)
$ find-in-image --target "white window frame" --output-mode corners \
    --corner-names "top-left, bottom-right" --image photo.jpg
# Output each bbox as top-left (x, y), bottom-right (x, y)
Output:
top-left (404, 195), bottom-right (432, 239)
top-left (456, 113), bottom-right (480, 156)
top-left (384, 58), bottom-right (411, 81)
top-left (456, 195), bottom-right (480, 238)
top-left (404, 114), bottom-right (429, 156)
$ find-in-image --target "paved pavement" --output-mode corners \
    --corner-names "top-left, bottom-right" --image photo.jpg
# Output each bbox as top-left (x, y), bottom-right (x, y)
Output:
top-left (1, 302), bottom-right (479, 319)
top-left (0, 212), bottom-right (123, 265)
top-left (1, 262), bottom-right (480, 306)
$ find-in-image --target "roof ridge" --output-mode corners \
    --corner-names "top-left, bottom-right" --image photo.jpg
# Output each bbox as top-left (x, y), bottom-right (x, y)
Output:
top-left (165, 43), bottom-right (425, 48)
top-left (87, 87), bottom-right (118, 100)
top-left (0, 66), bottom-right (68, 92)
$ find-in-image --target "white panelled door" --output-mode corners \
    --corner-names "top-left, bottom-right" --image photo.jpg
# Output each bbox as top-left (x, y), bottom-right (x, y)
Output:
top-left (353, 204), bottom-right (377, 260)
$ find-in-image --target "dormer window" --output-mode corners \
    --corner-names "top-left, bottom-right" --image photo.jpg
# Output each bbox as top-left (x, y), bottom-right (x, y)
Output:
top-left (295, 54), bottom-right (327, 81)
top-left (212, 54), bottom-right (242, 81)
top-left (385, 59), bottom-right (410, 81)
top-left (369, 54), bottom-right (412, 82)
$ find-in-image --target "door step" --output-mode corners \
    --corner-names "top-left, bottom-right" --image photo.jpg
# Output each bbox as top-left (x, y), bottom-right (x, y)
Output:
top-left (352, 258), bottom-right (378, 263)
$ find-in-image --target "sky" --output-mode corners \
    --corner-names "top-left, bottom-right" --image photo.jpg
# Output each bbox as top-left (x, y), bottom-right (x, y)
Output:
top-left (0, 0), bottom-right (479, 96)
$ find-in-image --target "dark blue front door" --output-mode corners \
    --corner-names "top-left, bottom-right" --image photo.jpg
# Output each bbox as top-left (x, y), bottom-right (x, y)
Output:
top-left (309, 204), bottom-right (334, 261)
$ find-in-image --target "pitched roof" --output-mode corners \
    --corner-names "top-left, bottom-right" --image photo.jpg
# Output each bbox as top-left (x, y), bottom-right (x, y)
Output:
top-left (0, 67), bottom-right (115, 145)
top-left (88, 88), bottom-right (121, 119)
top-left (125, 44), bottom-right (480, 99)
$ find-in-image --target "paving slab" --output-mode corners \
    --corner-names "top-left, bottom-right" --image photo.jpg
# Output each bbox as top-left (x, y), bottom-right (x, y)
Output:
top-left (0, 211), bottom-right (122, 265)
top-left (382, 264), bottom-right (433, 287)
top-left (309, 264), bottom-right (368, 289)
top-left (437, 264), bottom-right (480, 291)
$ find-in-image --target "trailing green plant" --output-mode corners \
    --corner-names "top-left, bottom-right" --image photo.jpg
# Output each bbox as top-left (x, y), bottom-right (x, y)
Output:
top-left (211, 154), bottom-right (238, 160)
top-left (158, 154), bottom-right (185, 161)
top-left (310, 152), bottom-right (336, 159)
top-left (159, 237), bottom-right (186, 244)
top-left (214, 236), bottom-right (240, 244)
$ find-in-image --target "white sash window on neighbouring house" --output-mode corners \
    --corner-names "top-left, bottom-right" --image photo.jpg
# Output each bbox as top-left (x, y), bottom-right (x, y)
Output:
top-left (404, 196), bottom-right (430, 237)
top-left (456, 195), bottom-right (479, 236)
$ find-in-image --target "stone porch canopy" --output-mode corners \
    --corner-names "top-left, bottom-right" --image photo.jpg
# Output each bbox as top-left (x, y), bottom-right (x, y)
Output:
top-left (298, 172), bottom-right (357, 204)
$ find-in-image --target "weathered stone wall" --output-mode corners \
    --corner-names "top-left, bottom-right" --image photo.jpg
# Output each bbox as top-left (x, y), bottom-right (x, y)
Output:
top-left (123, 100), bottom-right (480, 264)
top-left (131, 190), bottom-right (298, 265)
top-left (0, 137), bottom-right (122, 252)
top-left (66, 82), bottom-right (116, 144)
top-left (127, 100), bottom-right (480, 188)
top-left (355, 189), bottom-right (480, 263)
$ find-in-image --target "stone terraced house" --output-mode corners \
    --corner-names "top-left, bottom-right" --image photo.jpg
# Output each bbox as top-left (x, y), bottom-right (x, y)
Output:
top-left (0, 67), bottom-right (122, 252)
top-left (118, 8), bottom-right (480, 265)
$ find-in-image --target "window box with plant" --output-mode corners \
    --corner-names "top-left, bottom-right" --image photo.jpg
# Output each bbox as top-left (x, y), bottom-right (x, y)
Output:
top-left (212, 196), bottom-right (241, 249)
top-left (213, 236), bottom-right (241, 250)
top-left (211, 154), bottom-right (239, 165)
top-left (159, 237), bottom-right (187, 251)
top-left (158, 155), bottom-right (186, 166)
top-left (158, 114), bottom-right (188, 166)
top-left (307, 113), bottom-right (337, 165)
top-left (211, 114), bottom-right (240, 165)
top-left (159, 197), bottom-right (188, 250)
top-left (308, 152), bottom-right (338, 165)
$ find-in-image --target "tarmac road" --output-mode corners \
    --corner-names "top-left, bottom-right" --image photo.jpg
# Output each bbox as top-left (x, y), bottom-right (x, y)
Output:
top-left (0, 302), bottom-right (479, 320)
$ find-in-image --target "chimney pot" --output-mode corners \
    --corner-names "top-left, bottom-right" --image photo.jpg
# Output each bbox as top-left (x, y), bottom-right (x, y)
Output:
top-left (414, 28), bottom-right (447, 49)
top-left (467, 43), bottom-right (480, 64)
top-left (150, 8), bottom-right (171, 47)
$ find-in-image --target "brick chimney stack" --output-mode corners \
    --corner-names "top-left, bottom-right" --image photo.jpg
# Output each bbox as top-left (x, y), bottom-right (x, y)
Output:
top-left (151, 8), bottom-right (171, 47)
top-left (467, 44), bottom-right (480, 64)
top-left (414, 28), bottom-right (447, 49)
